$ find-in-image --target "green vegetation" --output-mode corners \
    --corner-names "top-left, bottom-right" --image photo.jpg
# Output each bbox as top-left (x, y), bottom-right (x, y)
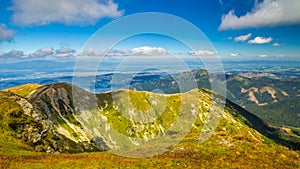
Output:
top-left (0, 83), bottom-right (300, 168)
top-left (226, 75), bottom-right (300, 128)
top-left (232, 76), bottom-right (249, 86)
top-left (0, 91), bottom-right (35, 155)
top-left (1, 113), bottom-right (299, 168)
top-left (133, 70), bottom-right (300, 128)
top-left (3, 84), bottom-right (41, 98)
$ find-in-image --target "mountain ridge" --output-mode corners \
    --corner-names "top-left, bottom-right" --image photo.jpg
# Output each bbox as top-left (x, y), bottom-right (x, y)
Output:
top-left (131, 69), bottom-right (300, 127)
top-left (1, 82), bottom-right (300, 168)
top-left (1, 82), bottom-right (299, 153)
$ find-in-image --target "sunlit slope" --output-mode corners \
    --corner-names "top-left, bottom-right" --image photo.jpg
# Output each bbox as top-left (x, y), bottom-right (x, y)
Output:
top-left (1, 82), bottom-right (299, 152)
top-left (3, 84), bottom-right (41, 98)
top-left (132, 70), bottom-right (300, 127)
top-left (0, 83), bottom-right (299, 168)
top-left (0, 89), bottom-right (102, 154)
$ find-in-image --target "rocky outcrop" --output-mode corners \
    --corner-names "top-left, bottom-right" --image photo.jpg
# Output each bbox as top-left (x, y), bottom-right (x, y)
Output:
top-left (2, 92), bottom-right (50, 151)
top-left (27, 83), bottom-right (107, 153)
top-left (1, 83), bottom-right (107, 153)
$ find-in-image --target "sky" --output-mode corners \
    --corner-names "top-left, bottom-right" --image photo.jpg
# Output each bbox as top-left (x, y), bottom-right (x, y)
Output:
top-left (0, 0), bottom-right (300, 61)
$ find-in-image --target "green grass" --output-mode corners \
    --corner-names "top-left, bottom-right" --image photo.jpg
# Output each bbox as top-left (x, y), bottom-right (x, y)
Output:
top-left (232, 76), bottom-right (249, 86)
top-left (0, 91), bottom-right (35, 155)
top-left (3, 84), bottom-right (41, 98)
top-left (1, 128), bottom-right (299, 169)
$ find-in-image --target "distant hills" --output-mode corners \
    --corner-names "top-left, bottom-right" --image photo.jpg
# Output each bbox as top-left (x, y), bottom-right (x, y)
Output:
top-left (226, 74), bottom-right (300, 128)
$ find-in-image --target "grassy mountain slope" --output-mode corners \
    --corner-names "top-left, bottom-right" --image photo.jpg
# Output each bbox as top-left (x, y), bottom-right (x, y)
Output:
top-left (132, 70), bottom-right (300, 127)
top-left (0, 91), bottom-right (35, 156)
top-left (3, 84), bottom-right (41, 98)
top-left (0, 82), bottom-right (299, 168)
top-left (0, 89), bottom-right (102, 154)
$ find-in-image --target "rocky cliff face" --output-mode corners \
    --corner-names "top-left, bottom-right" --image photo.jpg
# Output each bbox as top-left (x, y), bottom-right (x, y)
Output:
top-left (0, 91), bottom-right (47, 147)
top-left (0, 83), bottom-right (106, 153)
top-left (27, 83), bottom-right (108, 153)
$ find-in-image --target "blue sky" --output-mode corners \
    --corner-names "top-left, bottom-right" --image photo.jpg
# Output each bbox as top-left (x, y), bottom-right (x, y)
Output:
top-left (0, 0), bottom-right (300, 61)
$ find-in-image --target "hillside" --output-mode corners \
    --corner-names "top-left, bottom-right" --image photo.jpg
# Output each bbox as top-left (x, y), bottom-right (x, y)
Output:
top-left (0, 82), bottom-right (299, 168)
top-left (131, 70), bottom-right (300, 127)
top-left (3, 84), bottom-right (41, 98)
top-left (226, 75), bottom-right (300, 127)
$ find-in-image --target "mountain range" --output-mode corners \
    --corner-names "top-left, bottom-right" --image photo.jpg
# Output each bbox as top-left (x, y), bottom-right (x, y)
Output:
top-left (0, 78), bottom-right (300, 168)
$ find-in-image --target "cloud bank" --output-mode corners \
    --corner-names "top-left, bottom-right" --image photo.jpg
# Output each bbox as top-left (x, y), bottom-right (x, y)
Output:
top-left (55, 47), bottom-right (77, 57)
top-left (30, 47), bottom-right (54, 57)
top-left (219, 0), bottom-right (300, 30)
top-left (104, 46), bottom-right (168, 57)
top-left (131, 46), bottom-right (168, 56)
top-left (10, 0), bottom-right (123, 26)
top-left (0, 50), bottom-right (25, 58)
top-left (189, 50), bottom-right (216, 56)
top-left (0, 46), bottom-right (169, 59)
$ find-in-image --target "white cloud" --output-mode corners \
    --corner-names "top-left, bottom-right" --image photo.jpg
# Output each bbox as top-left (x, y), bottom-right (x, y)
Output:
top-left (30, 47), bottom-right (54, 57)
top-left (234, 33), bottom-right (252, 42)
top-left (0, 46), bottom-right (170, 60)
top-left (273, 42), bottom-right (281, 47)
top-left (258, 54), bottom-right (268, 58)
top-left (219, 0), bottom-right (300, 30)
top-left (54, 47), bottom-right (77, 57)
top-left (0, 47), bottom-right (76, 59)
top-left (190, 50), bottom-right (215, 56)
top-left (84, 46), bottom-right (168, 57)
top-left (0, 50), bottom-right (26, 58)
top-left (0, 24), bottom-right (16, 42)
top-left (80, 48), bottom-right (102, 57)
top-left (106, 49), bottom-right (131, 56)
top-left (10, 0), bottom-right (123, 26)
top-left (230, 53), bottom-right (240, 57)
top-left (131, 46), bottom-right (168, 56)
top-left (248, 36), bottom-right (273, 44)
